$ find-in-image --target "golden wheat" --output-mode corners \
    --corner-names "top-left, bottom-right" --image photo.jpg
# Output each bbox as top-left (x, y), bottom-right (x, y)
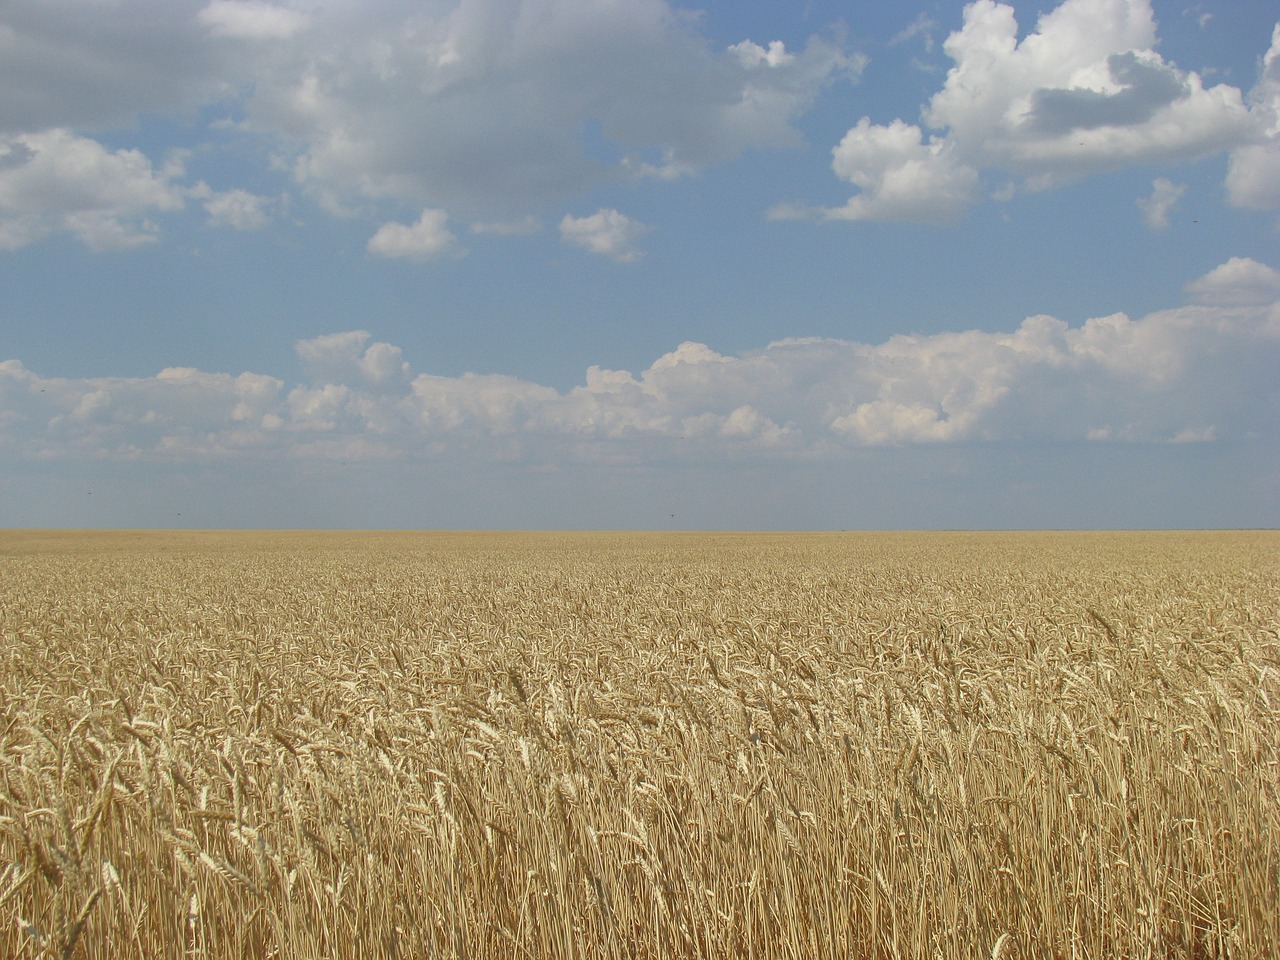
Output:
top-left (0, 530), bottom-right (1276, 959)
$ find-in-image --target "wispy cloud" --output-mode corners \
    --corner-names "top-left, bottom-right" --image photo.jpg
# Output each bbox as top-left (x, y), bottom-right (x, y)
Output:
top-left (200, 187), bottom-right (274, 230)
top-left (889, 13), bottom-right (939, 53)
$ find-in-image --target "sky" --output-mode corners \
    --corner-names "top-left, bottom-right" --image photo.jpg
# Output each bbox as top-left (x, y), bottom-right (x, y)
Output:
top-left (1, 0), bottom-right (1278, 530)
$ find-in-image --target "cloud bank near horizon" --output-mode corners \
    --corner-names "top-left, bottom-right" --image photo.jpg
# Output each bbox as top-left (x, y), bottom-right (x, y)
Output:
top-left (3, 259), bottom-right (1276, 468)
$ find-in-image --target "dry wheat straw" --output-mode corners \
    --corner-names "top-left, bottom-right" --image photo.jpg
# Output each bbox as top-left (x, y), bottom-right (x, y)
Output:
top-left (0, 529), bottom-right (1276, 959)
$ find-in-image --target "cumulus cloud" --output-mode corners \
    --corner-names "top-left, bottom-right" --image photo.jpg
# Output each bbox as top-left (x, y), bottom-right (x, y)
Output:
top-left (1185, 257), bottom-right (1280, 307)
top-left (1226, 25), bottom-right (1280, 212)
top-left (233, 0), bottom-right (859, 215)
top-left (367, 209), bottom-right (462, 260)
top-left (1137, 177), bottom-right (1185, 229)
top-left (0, 129), bottom-right (186, 250)
top-left (785, 0), bottom-right (1269, 221)
top-left (295, 331), bottom-right (411, 388)
top-left (3, 0), bottom-right (1270, 237)
top-left (773, 118), bottom-right (978, 223)
top-left (0, 360), bottom-right (284, 461)
top-left (730, 40), bottom-right (796, 70)
top-left (925, 0), bottom-right (1251, 175)
top-left (560, 208), bottom-right (648, 262)
top-left (0, 0), bottom-right (861, 240)
top-left (2, 258), bottom-right (1275, 463)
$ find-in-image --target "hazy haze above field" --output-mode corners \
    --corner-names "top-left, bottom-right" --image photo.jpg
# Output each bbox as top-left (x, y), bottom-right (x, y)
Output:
top-left (1, 0), bottom-right (1277, 529)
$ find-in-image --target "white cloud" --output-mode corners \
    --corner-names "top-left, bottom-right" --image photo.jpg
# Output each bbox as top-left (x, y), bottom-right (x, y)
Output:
top-left (1227, 142), bottom-right (1280, 212)
top-left (830, 401), bottom-right (963, 445)
top-left (367, 209), bottom-right (462, 260)
top-left (235, 0), bottom-right (858, 214)
top-left (197, 1), bottom-right (308, 41)
top-left (0, 129), bottom-right (186, 250)
top-left (730, 40), bottom-right (796, 70)
top-left (1185, 257), bottom-right (1280, 307)
top-left (774, 118), bottom-right (978, 223)
top-left (785, 0), bottom-right (1267, 222)
top-left (202, 187), bottom-right (272, 229)
top-left (2, 258), bottom-right (1275, 462)
top-left (0, 361), bottom-right (284, 461)
top-left (559, 208), bottom-right (648, 262)
top-left (3, 0), bottom-right (1269, 235)
top-left (1137, 177), bottom-right (1185, 229)
top-left (411, 372), bottom-right (560, 436)
top-left (286, 383), bottom-right (356, 432)
top-left (889, 14), bottom-right (939, 52)
top-left (925, 0), bottom-right (1252, 176)
top-left (1, 0), bottom-right (859, 226)
top-left (295, 331), bottom-right (411, 388)
top-left (1226, 25), bottom-right (1280, 212)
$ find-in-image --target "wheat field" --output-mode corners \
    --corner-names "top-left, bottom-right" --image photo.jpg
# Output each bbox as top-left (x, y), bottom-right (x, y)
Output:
top-left (0, 530), bottom-right (1276, 959)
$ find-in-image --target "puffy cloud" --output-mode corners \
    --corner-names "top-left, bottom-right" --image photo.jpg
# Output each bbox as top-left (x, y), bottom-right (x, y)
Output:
top-left (1227, 142), bottom-right (1280, 211)
top-left (924, 0), bottom-right (1251, 176)
top-left (0, 360), bottom-right (284, 460)
top-left (773, 118), bottom-right (978, 222)
top-left (295, 331), bottom-right (411, 388)
top-left (831, 401), bottom-right (963, 445)
top-left (4, 0), bottom-right (1270, 235)
top-left (234, 0), bottom-right (858, 215)
top-left (786, 0), bottom-right (1268, 221)
top-left (1226, 25), bottom-right (1280, 212)
top-left (1136, 177), bottom-right (1184, 229)
top-left (286, 383), bottom-right (358, 432)
top-left (1020, 51), bottom-right (1189, 136)
top-left (730, 40), bottom-right (796, 70)
top-left (411, 373), bottom-right (560, 436)
top-left (367, 209), bottom-right (462, 260)
top-left (559, 208), bottom-right (648, 262)
top-left (0, 0), bottom-right (858, 232)
top-left (1185, 257), bottom-right (1280, 307)
top-left (1, 258), bottom-right (1275, 462)
top-left (0, 129), bottom-right (186, 250)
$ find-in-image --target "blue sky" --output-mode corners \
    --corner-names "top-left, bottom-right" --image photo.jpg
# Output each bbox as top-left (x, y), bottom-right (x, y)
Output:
top-left (1, 0), bottom-right (1277, 529)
